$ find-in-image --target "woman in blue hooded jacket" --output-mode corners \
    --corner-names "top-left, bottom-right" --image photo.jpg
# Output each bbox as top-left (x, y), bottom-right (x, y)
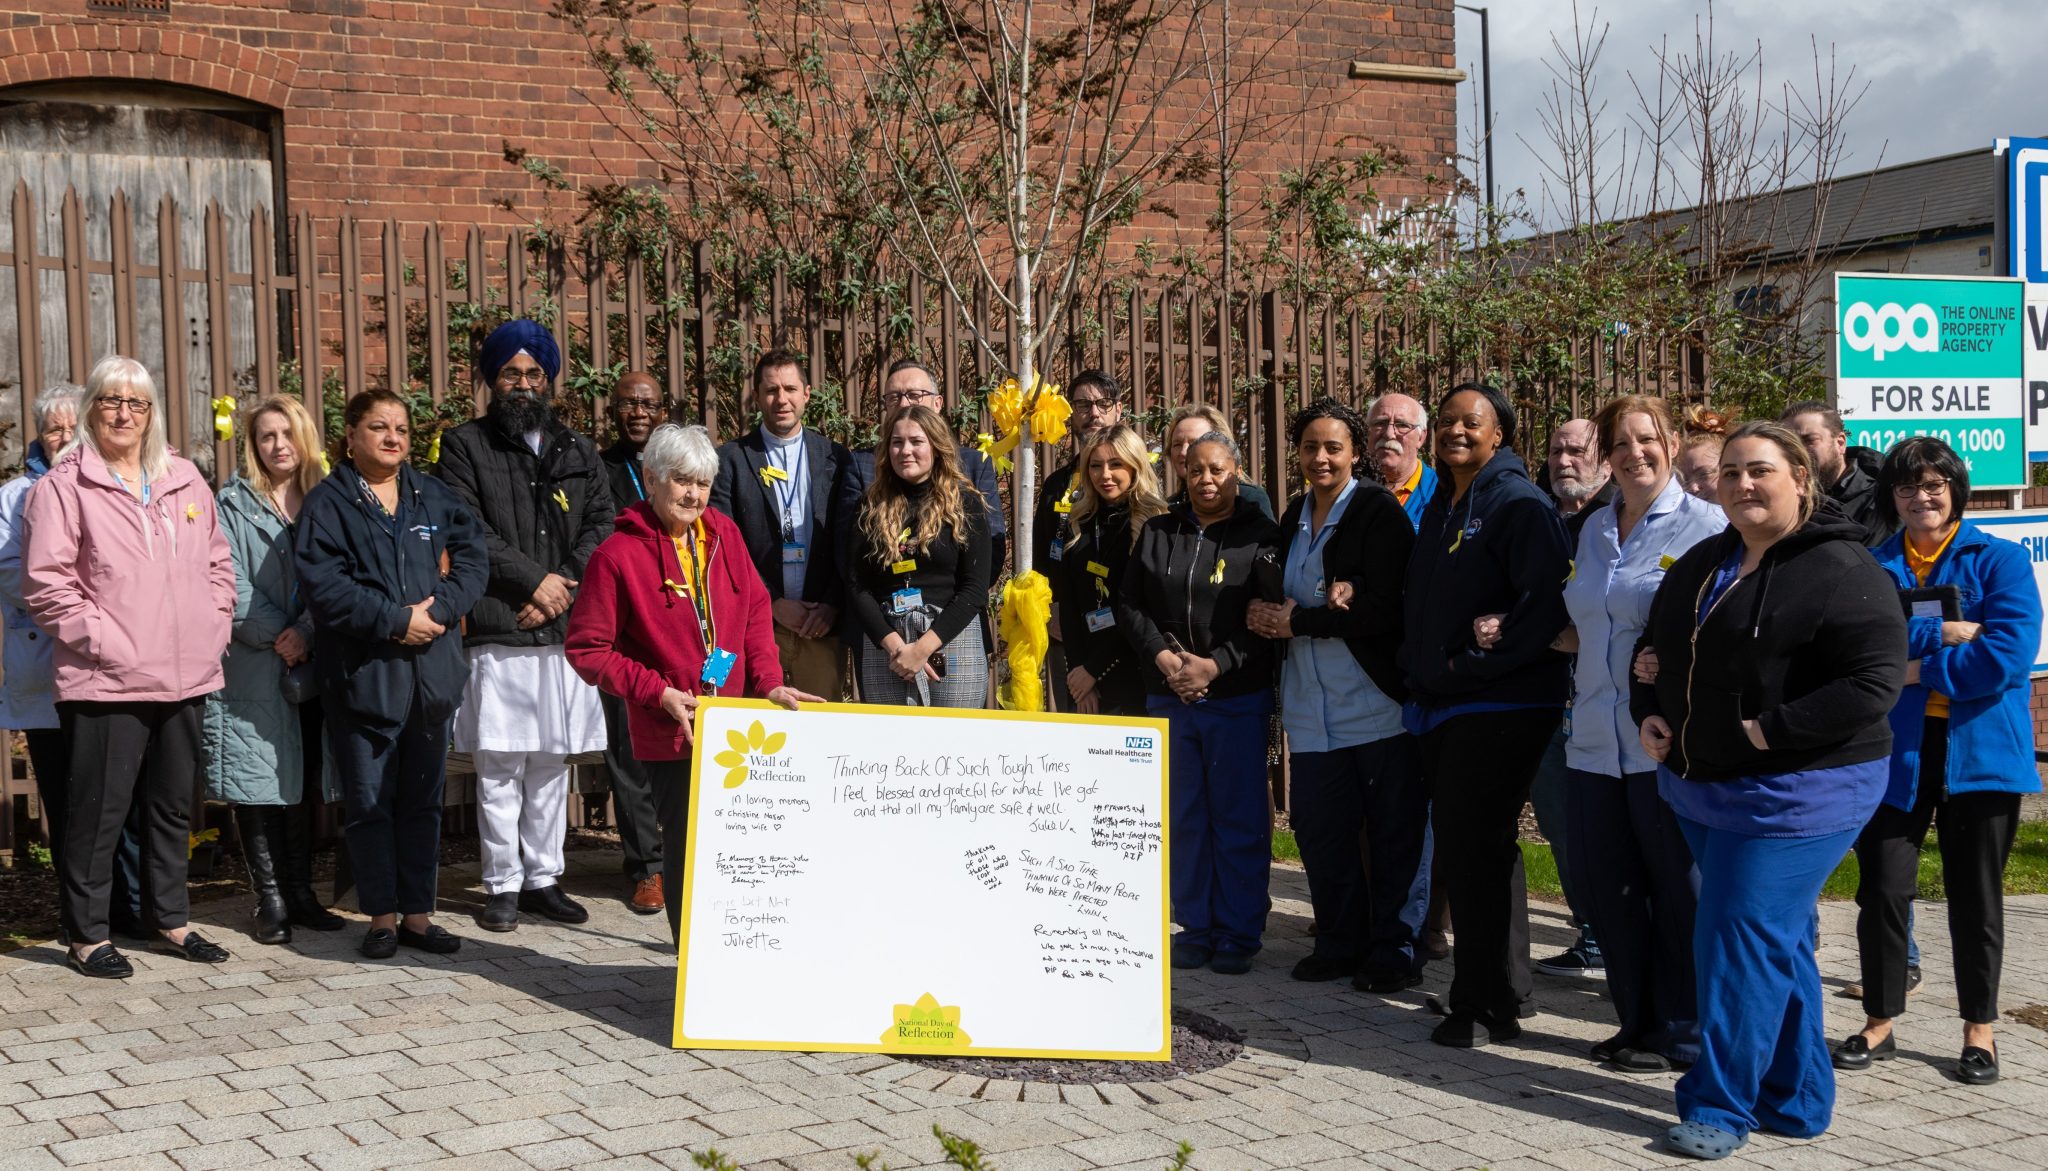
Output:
top-left (1835, 437), bottom-right (2042, 1088)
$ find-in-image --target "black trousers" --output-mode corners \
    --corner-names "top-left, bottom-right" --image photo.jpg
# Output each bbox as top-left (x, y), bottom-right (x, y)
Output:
top-left (55, 698), bottom-right (205, 944)
top-left (1422, 707), bottom-right (1558, 1021)
top-left (328, 690), bottom-right (448, 918)
top-left (646, 758), bottom-right (693, 944)
top-left (1290, 734), bottom-right (1431, 978)
top-left (1854, 717), bottom-right (2020, 1023)
top-left (1568, 768), bottom-right (1700, 1059)
top-left (600, 690), bottom-right (664, 881)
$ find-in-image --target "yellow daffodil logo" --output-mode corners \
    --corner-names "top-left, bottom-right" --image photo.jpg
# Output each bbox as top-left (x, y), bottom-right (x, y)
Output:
top-left (881, 992), bottom-right (973, 1050)
top-left (714, 719), bottom-right (786, 789)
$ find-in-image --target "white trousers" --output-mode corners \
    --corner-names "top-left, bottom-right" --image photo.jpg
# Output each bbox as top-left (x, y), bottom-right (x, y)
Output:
top-left (474, 750), bottom-right (571, 895)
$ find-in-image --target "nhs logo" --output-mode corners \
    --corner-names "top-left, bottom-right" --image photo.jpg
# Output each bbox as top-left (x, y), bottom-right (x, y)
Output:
top-left (1125, 736), bottom-right (1154, 749)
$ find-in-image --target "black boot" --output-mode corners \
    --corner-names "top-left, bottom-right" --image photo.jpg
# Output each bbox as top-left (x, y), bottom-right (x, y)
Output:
top-left (234, 806), bottom-right (292, 945)
top-left (282, 792), bottom-right (345, 931)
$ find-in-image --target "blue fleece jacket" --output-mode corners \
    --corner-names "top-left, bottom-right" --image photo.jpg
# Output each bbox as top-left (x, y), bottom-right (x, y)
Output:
top-left (1873, 521), bottom-right (2043, 808)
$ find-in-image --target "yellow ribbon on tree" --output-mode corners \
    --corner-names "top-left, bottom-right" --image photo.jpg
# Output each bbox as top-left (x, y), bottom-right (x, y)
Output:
top-left (427, 431), bottom-right (442, 464)
top-left (211, 396), bottom-right (236, 441)
top-left (997, 570), bottom-right (1054, 712)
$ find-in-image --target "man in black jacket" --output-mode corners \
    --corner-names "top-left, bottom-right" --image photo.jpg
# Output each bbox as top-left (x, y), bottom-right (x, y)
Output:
top-left (436, 320), bottom-right (615, 932)
top-left (593, 370), bottom-right (670, 916)
top-left (711, 350), bottom-right (853, 700)
top-left (1782, 401), bottom-right (1896, 546)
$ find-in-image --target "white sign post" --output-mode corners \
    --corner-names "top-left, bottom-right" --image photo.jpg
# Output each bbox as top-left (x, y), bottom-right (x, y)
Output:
top-left (2002, 136), bottom-right (2048, 461)
top-left (674, 699), bottom-right (1173, 1061)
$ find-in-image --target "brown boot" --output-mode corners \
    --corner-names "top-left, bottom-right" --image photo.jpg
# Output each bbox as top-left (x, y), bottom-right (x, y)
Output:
top-left (628, 875), bottom-right (665, 915)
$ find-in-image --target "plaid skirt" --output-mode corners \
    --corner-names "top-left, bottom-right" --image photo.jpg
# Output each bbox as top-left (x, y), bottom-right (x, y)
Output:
top-left (855, 616), bottom-right (987, 709)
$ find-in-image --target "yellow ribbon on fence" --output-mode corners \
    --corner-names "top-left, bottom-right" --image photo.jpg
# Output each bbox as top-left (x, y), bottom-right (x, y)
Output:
top-left (427, 432), bottom-right (442, 464)
top-left (211, 397), bottom-right (236, 441)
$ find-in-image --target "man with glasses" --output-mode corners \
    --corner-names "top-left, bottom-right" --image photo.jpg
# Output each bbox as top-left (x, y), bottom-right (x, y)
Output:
top-left (594, 370), bottom-right (671, 915)
top-left (710, 350), bottom-right (853, 701)
top-left (437, 319), bottom-right (615, 932)
top-left (1366, 393), bottom-right (1437, 531)
top-left (1032, 370), bottom-right (1123, 710)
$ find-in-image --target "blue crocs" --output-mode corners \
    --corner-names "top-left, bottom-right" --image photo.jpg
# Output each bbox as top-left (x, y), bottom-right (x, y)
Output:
top-left (1664, 1121), bottom-right (1747, 1161)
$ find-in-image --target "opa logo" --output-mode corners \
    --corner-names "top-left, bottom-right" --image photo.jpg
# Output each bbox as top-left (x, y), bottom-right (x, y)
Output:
top-left (1125, 736), bottom-right (1153, 749)
top-left (1843, 301), bottom-right (1939, 362)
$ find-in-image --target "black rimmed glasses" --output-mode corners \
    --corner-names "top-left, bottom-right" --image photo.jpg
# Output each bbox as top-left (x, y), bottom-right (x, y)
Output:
top-left (1892, 478), bottom-right (1951, 500)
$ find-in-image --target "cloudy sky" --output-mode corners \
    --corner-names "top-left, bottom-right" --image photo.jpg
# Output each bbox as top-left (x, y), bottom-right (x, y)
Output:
top-left (1450, 1), bottom-right (2039, 226)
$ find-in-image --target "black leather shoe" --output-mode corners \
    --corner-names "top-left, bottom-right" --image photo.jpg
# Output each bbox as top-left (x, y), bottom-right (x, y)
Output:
top-left (1610, 1048), bottom-right (1673, 1073)
top-left (1831, 1032), bottom-right (1896, 1070)
top-left (1956, 1045), bottom-right (2000, 1086)
top-left (360, 928), bottom-right (398, 959)
top-left (285, 888), bottom-right (347, 932)
top-left (478, 892), bottom-right (519, 932)
top-left (397, 923), bottom-right (462, 954)
top-left (68, 943), bottom-right (133, 979)
top-left (1356, 968), bottom-right (1424, 994)
top-left (1290, 954), bottom-right (1351, 982)
top-left (156, 930), bottom-right (230, 964)
top-left (1590, 1033), bottom-right (1630, 1063)
top-left (518, 885), bottom-right (589, 924)
top-left (1431, 1009), bottom-right (1521, 1048)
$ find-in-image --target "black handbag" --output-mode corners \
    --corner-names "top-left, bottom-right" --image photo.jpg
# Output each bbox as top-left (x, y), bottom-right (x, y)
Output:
top-left (281, 659), bottom-right (322, 705)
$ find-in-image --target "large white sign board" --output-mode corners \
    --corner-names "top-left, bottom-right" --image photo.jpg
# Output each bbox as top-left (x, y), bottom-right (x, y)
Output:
top-left (1963, 510), bottom-right (2048, 675)
top-left (675, 699), bottom-right (1172, 1060)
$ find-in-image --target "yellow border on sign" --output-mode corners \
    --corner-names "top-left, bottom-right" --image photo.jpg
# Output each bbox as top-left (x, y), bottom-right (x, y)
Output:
top-left (673, 696), bottom-right (1173, 1062)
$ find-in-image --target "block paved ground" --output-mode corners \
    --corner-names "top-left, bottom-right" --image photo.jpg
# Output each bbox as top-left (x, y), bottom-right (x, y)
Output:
top-left (2, 851), bottom-right (2045, 1171)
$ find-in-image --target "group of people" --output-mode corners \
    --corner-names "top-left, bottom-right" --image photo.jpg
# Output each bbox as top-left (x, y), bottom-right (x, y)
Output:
top-left (0, 319), bottom-right (2038, 1163)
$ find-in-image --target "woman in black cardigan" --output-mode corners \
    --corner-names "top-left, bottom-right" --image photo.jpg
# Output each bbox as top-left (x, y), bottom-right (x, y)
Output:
top-left (1055, 425), bottom-right (1167, 716)
top-left (845, 405), bottom-right (991, 708)
top-left (1249, 399), bottom-right (1422, 993)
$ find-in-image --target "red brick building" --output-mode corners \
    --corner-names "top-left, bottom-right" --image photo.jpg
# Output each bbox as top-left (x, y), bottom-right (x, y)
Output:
top-left (0, 0), bottom-right (1460, 234)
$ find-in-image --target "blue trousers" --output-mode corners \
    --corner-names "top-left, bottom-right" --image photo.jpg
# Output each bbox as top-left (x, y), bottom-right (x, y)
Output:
top-left (1151, 691), bottom-right (1272, 957)
top-left (1290, 735), bottom-right (1430, 978)
top-left (1677, 816), bottom-right (1855, 1141)
top-left (1569, 769), bottom-right (1699, 1061)
top-left (328, 690), bottom-right (450, 918)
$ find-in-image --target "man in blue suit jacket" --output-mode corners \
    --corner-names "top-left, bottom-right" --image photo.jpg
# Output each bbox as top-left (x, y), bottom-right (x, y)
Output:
top-left (711, 350), bottom-right (855, 700)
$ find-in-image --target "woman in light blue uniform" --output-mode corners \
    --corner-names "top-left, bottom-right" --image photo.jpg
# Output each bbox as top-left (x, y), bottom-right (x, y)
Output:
top-left (1557, 395), bottom-right (1723, 1071)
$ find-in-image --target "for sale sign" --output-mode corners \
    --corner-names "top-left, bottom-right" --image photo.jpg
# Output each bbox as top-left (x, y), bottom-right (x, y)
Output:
top-left (1835, 273), bottom-right (2028, 488)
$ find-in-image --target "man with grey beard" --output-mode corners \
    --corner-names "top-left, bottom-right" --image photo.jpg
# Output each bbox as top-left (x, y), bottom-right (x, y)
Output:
top-left (436, 320), bottom-right (615, 933)
top-left (1531, 417), bottom-right (1611, 980)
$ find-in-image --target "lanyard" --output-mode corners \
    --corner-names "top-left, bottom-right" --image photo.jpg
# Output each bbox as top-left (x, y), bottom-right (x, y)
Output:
top-left (624, 458), bottom-right (645, 502)
top-left (672, 527), bottom-right (716, 654)
top-left (109, 466), bottom-right (153, 506)
top-left (769, 444), bottom-right (807, 542)
top-left (356, 472), bottom-right (395, 518)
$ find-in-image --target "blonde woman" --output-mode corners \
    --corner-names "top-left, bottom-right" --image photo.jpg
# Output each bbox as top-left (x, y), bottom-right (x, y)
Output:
top-left (25, 356), bottom-right (238, 977)
top-left (1165, 403), bottom-right (1273, 520)
top-left (1056, 425), bottom-right (1166, 716)
top-left (203, 395), bottom-right (346, 945)
top-left (845, 405), bottom-right (991, 707)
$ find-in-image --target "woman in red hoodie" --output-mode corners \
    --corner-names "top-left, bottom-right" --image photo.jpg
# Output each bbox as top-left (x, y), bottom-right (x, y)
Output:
top-left (566, 423), bottom-right (821, 941)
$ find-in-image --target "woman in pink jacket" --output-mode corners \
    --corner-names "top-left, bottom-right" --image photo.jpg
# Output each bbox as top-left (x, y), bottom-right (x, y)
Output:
top-left (24, 355), bottom-right (237, 979)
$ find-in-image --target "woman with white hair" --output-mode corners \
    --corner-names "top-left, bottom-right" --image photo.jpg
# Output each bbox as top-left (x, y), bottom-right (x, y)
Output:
top-left (567, 423), bottom-right (820, 942)
top-left (23, 356), bottom-right (238, 978)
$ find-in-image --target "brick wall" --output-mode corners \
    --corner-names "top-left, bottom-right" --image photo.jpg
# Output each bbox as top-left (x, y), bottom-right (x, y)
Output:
top-left (0, 1), bottom-right (1458, 237)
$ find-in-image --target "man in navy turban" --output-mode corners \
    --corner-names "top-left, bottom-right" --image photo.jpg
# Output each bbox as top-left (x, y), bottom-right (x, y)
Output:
top-left (437, 317), bottom-right (613, 931)
top-left (476, 318), bottom-right (561, 391)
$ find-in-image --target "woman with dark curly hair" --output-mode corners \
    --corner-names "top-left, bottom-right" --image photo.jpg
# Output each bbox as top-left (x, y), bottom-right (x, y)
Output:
top-left (1249, 399), bottom-right (1424, 993)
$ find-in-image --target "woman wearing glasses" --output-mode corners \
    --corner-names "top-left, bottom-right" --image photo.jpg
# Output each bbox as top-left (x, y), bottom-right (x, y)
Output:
top-left (1835, 438), bottom-right (2041, 1087)
top-left (23, 356), bottom-right (238, 977)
